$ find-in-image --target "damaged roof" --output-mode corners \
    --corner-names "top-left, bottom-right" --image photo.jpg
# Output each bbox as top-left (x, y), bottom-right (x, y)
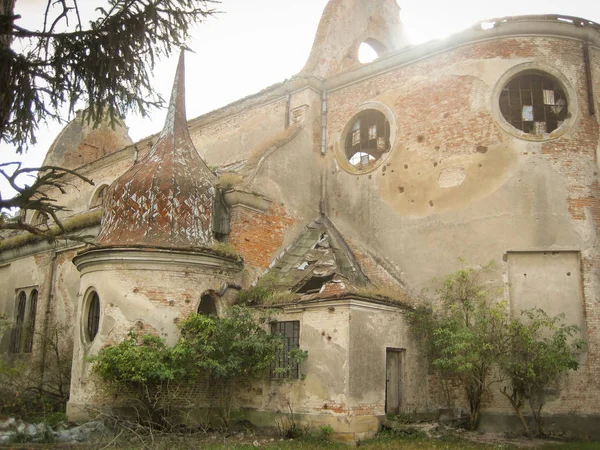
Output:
top-left (96, 50), bottom-right (217, 249)
top-left (268, 214), bottom-right (368, 293)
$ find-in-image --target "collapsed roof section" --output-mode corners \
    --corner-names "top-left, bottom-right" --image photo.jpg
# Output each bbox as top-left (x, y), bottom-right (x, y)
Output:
top-left (268, 215), bottom-right (368, 294)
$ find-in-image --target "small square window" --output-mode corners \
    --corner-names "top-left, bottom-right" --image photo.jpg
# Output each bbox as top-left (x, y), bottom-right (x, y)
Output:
top-left (271, 321), bottom-right (300, 379)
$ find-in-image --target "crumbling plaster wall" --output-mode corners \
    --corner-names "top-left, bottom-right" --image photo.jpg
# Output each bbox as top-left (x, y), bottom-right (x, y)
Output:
top-left (229, 300), bottom-right (423, 440)
top-left (324, 35), bottom-right (600, 415)
top-left (348, 305), bottom-right (427, 416)
top-left (0, 248), bottom-right (79, 363)
top-left (67, 251), bottom-right (242, 419)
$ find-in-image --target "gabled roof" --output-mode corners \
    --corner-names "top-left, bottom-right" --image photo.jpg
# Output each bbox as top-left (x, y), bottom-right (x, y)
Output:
top-left (267, 214), bottom-right (368, 293)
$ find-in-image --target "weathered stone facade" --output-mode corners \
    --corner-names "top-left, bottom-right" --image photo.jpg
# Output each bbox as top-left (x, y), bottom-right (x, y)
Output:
top-left (2, 0), bottom-right (600, 442)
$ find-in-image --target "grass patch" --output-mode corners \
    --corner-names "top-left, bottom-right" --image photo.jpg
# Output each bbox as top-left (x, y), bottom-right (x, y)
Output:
top-left (0, 209), bottom-right (101, 251)
top-left (211, 242), bottom-right (242, 260)
top-left (216, 172), bottom-right (244, 189)
top-left (356, 285), bottom-right (412, 307)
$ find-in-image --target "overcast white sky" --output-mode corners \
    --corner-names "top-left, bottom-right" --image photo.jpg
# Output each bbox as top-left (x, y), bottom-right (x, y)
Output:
top-left (2, 0), bottom-right (600, 176)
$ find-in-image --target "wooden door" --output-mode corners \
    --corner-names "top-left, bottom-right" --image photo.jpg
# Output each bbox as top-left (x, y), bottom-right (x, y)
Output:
top-left (385, 348), bottom-right (404, 415)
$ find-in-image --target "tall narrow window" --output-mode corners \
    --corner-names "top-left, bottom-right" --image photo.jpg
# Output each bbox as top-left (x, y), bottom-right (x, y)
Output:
top-left (10, 292), bottom-right (27, 354)
top-left (23, 290), bottom-right (38, 353)
top-left (86, 292), bottom-right (100, 342)
top-left (271, 321), bottom-right (300, 379)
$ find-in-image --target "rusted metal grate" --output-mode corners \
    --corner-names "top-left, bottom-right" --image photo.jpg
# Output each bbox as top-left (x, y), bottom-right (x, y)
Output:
top-left (499, 73), bottom-right (568, 135)
top-left (271, 321), bottom-right (300, 379)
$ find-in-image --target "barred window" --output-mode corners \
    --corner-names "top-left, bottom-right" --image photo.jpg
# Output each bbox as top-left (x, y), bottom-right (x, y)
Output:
top-left (271, 321), bottom-right (300, 379)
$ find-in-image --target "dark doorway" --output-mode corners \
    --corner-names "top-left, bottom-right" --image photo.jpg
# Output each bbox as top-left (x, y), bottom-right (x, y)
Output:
top-left (385, 348), bottom-right (405, 415)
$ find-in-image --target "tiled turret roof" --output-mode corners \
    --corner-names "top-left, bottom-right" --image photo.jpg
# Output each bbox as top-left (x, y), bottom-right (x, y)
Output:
top-left (96, 50), bottom-right (216, 248)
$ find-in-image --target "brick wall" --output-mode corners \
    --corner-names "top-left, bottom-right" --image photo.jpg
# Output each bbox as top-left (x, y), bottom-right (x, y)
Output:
top-left (228, 203), bottom-right (295, 269)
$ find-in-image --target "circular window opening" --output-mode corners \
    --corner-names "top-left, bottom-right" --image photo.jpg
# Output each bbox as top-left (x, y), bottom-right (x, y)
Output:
top-left (344, 109), bottom-right (391, 171)
top-left (499, 71), bottom-right (568, 136)
top-left (85, 291), bottom-right (100, 342)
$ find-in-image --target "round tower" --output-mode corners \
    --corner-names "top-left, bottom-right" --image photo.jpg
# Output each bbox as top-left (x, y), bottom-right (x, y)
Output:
top-left (67, 51), bottom-right (242, 419)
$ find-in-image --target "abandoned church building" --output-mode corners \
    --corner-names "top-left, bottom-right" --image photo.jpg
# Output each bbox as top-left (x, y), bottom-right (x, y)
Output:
top-left (2, 0), bottom-right (600, 441)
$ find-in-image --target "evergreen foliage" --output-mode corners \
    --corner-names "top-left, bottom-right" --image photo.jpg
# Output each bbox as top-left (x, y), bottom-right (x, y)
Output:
top-left (1, 0), bottom-right (218, 153)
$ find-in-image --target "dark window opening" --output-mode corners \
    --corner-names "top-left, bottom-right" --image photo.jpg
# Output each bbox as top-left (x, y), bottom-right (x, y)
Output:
top-left (10, 292), bottom-right (27, 354)
top-left (33, 211), bottom-right (49, 227)
top-left (197, 293), bottom-right (217, 316)
top-left (345, 110), bottom-right (390, 170)
top-left (499, 72), bottom-right (568, 135)
top-left (295, 274), bottom-right (335, 294)
top-left (271, 321), bottom-right (300, 379)
top-left (91, 186), bottom-right (108, 208)
top-left (86, 292), bottom-right (100, 342)
top-left (23, 290), bottom-right (38, 353)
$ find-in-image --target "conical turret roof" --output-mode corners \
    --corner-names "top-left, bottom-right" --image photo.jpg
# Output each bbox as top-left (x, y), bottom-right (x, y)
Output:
top-left (96, 50), bottom-right (216, 248)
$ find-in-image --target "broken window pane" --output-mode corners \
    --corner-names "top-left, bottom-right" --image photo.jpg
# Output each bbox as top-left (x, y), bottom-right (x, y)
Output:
top-left (352, 129), bottom-right (360, 146)
top-left (534, 122), bottom-right (547, 134)
top-left (522, 105), bottom-right (534, 121)
top-left (499, 72), bottom-right (568, 135)
top-left (344, 109), bottom-right (391, 170)
top-left (368, 124), bottom-right (377, 140)
top-left (543, 90), bottom-right (555, 105)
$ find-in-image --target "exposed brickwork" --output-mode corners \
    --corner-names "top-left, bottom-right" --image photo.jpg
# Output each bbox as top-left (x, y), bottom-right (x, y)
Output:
top-left (328, 35), bottom-right (600, 416)
top-left (228, 203), bottom-right (295, 269)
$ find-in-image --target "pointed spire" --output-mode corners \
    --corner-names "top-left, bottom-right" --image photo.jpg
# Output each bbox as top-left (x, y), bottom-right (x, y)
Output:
top-left (96, 49), bottom-right (217, 249)
top-left (160, 49), bottom-right (188, 140)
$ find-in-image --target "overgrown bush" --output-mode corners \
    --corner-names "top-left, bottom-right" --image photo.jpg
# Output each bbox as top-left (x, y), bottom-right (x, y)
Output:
top-left (91, 305), bottom-right (307, 428)
top-left (499, 308), bottom-right (585, 437)
top-left (0, 323), bottom-right (73, 421)
top-left (408, 261), bottom-right (507, 430)
top-left (408, 260), bottom-right (585, 435)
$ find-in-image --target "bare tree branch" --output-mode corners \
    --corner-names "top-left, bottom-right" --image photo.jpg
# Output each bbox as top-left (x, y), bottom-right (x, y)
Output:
top-left (0, 161), bottom-right (94, 239)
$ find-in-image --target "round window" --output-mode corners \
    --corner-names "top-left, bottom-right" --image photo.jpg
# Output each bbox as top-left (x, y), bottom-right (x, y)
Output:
top-left (343, 109), bottom-right (391, 171)
top-left (85, 291), bottom-right (100, 342)
top-left (499, 71), bottom-right (568, 136)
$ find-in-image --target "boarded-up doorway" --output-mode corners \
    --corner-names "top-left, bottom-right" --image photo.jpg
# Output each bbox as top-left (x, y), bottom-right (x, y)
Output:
top-left (385, 348), bottom-right (405, 415)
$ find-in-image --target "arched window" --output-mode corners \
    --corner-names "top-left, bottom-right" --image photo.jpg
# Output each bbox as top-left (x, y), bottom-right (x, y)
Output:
top-left (23, 289), bottom-right (38, 353)
top-left (10, 291), bottom-right (27, 354)
top-left (85, 291), bottom-right (100, 342)
top-left (197, 293), bottom-right (217, 316)
top-left (358, 38), bottom-right (387, 64)
top-left (31, 211), bottom-right (49, 227)
top-left (90, 185), bottom-right (108, 209)
top-left (499, 71), bottom-right (568, 135)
